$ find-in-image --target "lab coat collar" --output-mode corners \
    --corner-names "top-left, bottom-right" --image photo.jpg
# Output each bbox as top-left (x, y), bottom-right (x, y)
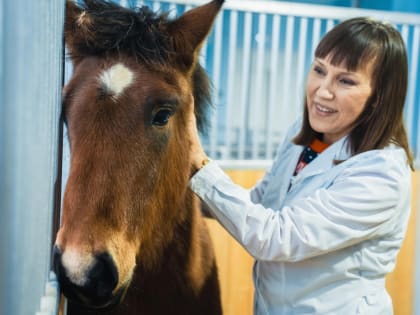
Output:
top-left (293, 135), bottom-right (351, 181)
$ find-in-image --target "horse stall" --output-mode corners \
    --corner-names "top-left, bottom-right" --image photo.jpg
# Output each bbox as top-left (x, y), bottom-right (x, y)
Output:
top-left (1, 1), bottom-right (420, 315)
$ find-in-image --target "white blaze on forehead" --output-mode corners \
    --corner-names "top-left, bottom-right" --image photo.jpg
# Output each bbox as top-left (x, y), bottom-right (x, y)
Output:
top-left (99, 63), bottom-right (134, 98)
top-left (62, 250), bottom-right (94, 286)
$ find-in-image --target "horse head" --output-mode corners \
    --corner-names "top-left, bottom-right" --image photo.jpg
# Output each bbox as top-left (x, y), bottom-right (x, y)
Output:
top-left (53, 0), bottom-right (223, 310)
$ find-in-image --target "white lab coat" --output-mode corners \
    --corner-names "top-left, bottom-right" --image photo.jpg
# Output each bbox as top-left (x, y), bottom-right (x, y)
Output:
top-left (189, 120), bottom-right (411, 314)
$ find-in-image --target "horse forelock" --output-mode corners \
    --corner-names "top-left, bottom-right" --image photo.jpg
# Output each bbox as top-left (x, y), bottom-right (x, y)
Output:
top-left (72, 0), bottom-right (171, 64)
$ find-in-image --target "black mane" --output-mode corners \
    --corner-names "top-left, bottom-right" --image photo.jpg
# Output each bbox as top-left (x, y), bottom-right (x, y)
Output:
top-left (69, 0), bottom-right (211, 132)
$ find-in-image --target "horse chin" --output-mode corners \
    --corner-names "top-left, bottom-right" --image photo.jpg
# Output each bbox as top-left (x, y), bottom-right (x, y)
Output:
top-left (67, 286), bottom-right (127, 311)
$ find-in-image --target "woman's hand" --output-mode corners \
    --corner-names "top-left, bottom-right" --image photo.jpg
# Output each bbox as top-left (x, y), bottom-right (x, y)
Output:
top-left (186, 102), bottom-right (209, 176)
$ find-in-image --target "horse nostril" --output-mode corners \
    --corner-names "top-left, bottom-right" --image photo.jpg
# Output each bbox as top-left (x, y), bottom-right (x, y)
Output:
top-left (86, 252), bottom-right (119, 301)
top-left (53, 248), bottom-right (119, 307)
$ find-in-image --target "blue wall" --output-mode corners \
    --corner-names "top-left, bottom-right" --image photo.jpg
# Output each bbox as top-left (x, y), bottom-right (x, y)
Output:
top-left (281, 0), bottom-right (420, 13)
top-left (387, 0), bottom-right (420, 13)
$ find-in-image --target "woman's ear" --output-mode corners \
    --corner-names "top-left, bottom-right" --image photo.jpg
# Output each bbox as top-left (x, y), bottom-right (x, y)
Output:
top-left (369, 92), bottom-right (379, 109)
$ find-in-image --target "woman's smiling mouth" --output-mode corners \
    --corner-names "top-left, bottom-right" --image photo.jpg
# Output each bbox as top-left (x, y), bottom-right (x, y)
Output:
top-left (314, 102), bottom-right (337, 114)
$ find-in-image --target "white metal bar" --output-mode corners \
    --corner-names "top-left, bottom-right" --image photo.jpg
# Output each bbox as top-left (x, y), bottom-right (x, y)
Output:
top-left (168, 2), bottom-right (177, 18)
top-left (238, 12), bottom-right (253, 159)
top-left (224, 10), bottom-right (238, 159)
top-left (195, 0), bottom-right (207, 69)
top-left (199, 42), bottom-right (208, 68)
top-left (401, 24), bottom-right (409, 50)
top-left (295, 17), bottom-right (308, 113)
top-left (283, 16), bottom-right (295, 118)
top-left (266, 14), bottom-right (280, 159)
top-left (326, 18), bottom-right (335, 32)
top-left (310, 18), bottom-right (322, 60)
top-left (209, 10), bottom-right (224, 157)
top-left (411, 26), bottom-right (420, 160)
top-left (403, 24), bottom-right (414, 147)
top-left (252, 13), bottom-right (266, 159)
top-left (152, 1), bottom-right (161, 11)
top-left (153, 1), bottom-right (161, 12)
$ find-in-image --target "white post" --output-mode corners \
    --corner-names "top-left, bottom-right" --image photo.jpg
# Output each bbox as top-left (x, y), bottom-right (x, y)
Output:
top-left (0, 1), bottom-right (64, 314)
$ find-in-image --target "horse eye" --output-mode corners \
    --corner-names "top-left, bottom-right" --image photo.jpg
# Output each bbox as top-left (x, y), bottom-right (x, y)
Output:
top-left (152, 109), bottom-right (173, 126)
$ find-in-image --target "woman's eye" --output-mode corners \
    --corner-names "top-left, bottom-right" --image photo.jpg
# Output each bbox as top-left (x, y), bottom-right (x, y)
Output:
top-left (152, 109), bottom-right (173, 126)
top-left (313, 66), bottom-right (325, 75)
top-left (339, 78), bottom-right (356, 86)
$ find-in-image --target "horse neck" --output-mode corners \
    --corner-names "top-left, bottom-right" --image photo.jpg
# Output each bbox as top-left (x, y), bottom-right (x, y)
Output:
top-left (134, 187), bottom-right (204, 267)
top-left (127, 189), bottom-right (215, 294)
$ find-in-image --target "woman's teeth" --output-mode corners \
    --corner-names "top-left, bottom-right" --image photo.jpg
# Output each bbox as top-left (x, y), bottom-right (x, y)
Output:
top-left (316, 103), bottom-right (336, 113)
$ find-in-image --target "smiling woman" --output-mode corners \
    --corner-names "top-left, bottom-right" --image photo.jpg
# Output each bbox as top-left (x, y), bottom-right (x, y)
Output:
top-left (188, 16), bottom-right (414, 315)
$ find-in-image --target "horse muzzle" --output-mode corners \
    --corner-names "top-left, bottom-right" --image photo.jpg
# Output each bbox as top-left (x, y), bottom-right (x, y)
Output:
top-left (53, 245), bottom-right (124, 309)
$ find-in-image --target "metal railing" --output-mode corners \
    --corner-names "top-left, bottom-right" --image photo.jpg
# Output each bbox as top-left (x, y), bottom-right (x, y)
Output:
top-left (119, 0), bottom-right (420, 169)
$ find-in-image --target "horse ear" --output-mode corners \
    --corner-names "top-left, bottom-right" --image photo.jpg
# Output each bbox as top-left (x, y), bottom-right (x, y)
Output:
top-left (167, 0), bottom-right (224, 69)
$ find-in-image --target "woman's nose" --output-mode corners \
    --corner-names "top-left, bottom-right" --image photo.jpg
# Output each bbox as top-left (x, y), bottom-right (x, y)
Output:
top-left (316, 80), bottom-right (334, 99)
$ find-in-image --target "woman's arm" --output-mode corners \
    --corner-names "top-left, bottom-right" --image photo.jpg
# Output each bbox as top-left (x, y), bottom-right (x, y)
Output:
top-left (187, 103), bottom-right (410, 262)
top-left (190, 151), bottom-right (410, 262)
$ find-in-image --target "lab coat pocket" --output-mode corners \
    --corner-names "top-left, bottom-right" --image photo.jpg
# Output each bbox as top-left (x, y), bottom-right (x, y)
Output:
top-left (355, 291), bottom-right (392, 315)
